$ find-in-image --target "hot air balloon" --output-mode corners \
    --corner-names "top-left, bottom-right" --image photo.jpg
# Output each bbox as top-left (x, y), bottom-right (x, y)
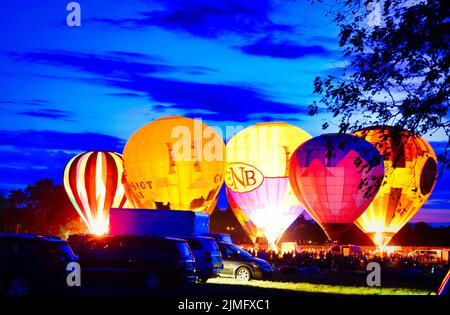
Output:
top-left (63, 151), bottom-right (129, 235)
top-left (289, 134), bottom-right (385, 242)
top-left (226, 189), bottom-right (261, 244)
top-left (353, 126), bottom-right (438, 247)
top-left (123, 116), bottom-right (225, 213)
top-left (225, 122), bottom-right (311, 250)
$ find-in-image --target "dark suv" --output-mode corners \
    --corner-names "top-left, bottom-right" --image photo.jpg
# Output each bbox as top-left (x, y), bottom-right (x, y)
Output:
top-left (217, 241), bottom-right (273, 281)
top-left (0, 234), bottom-right (77, 296)
top-left (71, 235), bottom-right (196, 289)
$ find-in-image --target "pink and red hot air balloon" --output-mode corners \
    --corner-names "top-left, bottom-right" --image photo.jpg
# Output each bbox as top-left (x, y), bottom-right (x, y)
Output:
top-left (289, 134), bottom-right (385, 242)
top-left (64, 151), bottom-right (131, 235)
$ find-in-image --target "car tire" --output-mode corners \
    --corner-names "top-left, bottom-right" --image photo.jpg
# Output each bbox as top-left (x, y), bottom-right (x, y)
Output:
top-left (198, 277), bottom-right (209, 283)
top-left (235, 267), bottom-right (252, 281)
top-left (144, 273), bottom-right (161, 290)
top-left (7, 276), bottom-right (32, 296)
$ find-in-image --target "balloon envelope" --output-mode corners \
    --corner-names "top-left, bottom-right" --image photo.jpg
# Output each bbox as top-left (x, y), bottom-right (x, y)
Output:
top-left (226, 188), bottom-right (261, 244)
top-left (63, 151), bottom-right (128, 235)
top-left (123, 116), bottom-right (225, 213)
top-left (225, 122), bottom-right (311, 249)
top-left (353, 126), bottom-right (438, 246)
top-left (289, 134), bottom-right (385, 242)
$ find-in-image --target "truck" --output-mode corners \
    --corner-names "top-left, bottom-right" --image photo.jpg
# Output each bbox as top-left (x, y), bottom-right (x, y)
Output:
top-left (109, 208), bottom-right (210, 237)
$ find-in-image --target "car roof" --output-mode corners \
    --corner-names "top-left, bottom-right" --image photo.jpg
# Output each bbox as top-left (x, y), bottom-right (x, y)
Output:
top-left (81, 234), bottom-right (187, 243)
top-left (178, 235), bottom-right (215, 241)
top-left (0, 233), bottom-right (65, 243)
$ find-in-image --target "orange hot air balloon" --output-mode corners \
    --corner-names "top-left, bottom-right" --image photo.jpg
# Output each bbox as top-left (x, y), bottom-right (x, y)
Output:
top-left (353, 126), bottom-right (438, 247)
top-left (63, 151), bottom-right (128, 235)
top-left (289, 134), bottom-right (385, 242)
top-left (123, 116), bottom-right (225, 213)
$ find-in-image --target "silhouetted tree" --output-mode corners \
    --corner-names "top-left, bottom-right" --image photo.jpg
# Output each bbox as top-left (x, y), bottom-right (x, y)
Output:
top-left (310, 0), bottom-right (450, 170)
top-left (1, 179), bottom-right (86, 238)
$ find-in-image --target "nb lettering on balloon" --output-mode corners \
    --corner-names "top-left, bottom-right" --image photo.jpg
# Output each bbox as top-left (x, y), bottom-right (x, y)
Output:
top-left (225, 163), bottom-right (264, 193)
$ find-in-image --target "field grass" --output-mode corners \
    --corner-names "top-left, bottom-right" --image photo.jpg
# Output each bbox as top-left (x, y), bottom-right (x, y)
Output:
top-left (208, 278), bottom-right (430, 295)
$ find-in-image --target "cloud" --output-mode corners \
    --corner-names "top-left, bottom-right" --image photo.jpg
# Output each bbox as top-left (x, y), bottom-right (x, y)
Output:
top-left (10, 50), bottom-right (308, 122)
top-left (102, 76), bottom-right (304, 122)
top-left (91, 0), bottom-right (294, 38)
top-left (18, 109), bottom-right (73, 120)
top-left (411, 208), bottom-right (450, 224)
top-left (106, 92), bottom-right (146, 98)
top-left (0, 130), bottom-right (127, 190)
top-left (0, 130), bottom-right (125, 152)
top-left (8, 51), bottom-right (173, 76)
top-left (8, 50), bottom-right (214, 77)
top-left (238, 36), bottom-right (332, 59)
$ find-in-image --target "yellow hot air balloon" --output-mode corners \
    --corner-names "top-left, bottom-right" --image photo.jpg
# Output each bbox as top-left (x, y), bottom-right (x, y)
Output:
top-left (225, 122), bottom-right (311, 250)
top-left (353, 126), bottom-right (438, 247)
top-left (123, 116), bottom-right (225, 213)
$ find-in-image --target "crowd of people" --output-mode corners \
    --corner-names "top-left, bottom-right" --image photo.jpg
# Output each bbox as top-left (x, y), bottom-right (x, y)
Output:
top-left (242, 246), bottom-right (449, 276)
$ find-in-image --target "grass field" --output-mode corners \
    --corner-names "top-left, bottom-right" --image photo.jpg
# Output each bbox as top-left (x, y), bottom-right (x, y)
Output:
top-left (208, 278), bottom-right (431, 295)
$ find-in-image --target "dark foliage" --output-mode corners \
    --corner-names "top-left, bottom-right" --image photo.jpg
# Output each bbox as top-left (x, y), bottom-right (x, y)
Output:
top-left (0, 179), bottom-right (86, 238)
top-left (310, 0), bottom-right (450, 171)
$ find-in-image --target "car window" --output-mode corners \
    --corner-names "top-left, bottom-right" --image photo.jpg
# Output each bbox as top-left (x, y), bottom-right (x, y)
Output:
top-left (41, 242), bottom-right (76, 259)
top-left (219, 243), bottom-right (238, 259)
top-left (184, 238), bottom-right (202, 250)
top-left (227, 243), bottom-right (253, 259)
top-left (204, 240), bottom-right (219, 252)
top-left (177, 242), bottom-right (193, 259)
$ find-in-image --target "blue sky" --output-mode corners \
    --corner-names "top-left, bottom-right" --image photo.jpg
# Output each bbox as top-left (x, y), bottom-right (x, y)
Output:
top-left (0, 0), bottom-right (448, 224)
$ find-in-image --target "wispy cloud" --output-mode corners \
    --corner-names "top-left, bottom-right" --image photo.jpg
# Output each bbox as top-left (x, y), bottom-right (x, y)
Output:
top-left (0, 130), bottom-right (125, 152)
top-left (18, 109), bottom-right (72, 120)
top-left (411, 208), bottom-right (450, 224)
top-left (91, 0), bottom-right (293, 38)
top-left (8, 50), bottom-right (308, 122)
top-left (238, 36), bottom-right (332, 59)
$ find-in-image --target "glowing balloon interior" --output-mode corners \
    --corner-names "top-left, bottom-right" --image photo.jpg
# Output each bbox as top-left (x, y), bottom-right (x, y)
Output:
top-left (225, 122), bottom-right (311, 250)
top-left (289, 134), bottom-right (385, 242)
top-left (123, 116), bottom-right (225, 213)
top-left (63, 151), bottom-right (129, 235)
top-left (226, 188), bottom-right (261, 244)
top-left (353, 126), bottom-right (438, 247)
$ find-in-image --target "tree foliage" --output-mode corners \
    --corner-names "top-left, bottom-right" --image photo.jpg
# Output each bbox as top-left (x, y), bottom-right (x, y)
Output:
top-left (310, 0), bottom-right (450, 170)
top-left (0, 179), bottom-right (86, 238)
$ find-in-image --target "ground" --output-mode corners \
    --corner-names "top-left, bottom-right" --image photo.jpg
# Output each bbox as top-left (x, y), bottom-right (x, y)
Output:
top-left (68, 273), bottom-right (437, 296)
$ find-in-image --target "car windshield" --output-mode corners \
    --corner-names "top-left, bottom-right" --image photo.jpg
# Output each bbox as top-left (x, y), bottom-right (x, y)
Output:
top-left (44, 242), bottom-right (76, 259)
top-left (226, 243), bottom-right (253, 259)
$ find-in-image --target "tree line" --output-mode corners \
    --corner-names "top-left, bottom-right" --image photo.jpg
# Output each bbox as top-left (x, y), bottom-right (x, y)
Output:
top-left (0, 179), bottom-right (86, 238)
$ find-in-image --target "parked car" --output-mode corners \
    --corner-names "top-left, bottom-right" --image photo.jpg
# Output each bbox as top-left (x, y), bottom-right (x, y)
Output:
top-left (67, 233), bottom-right (98, 254)
top-left (0, 234), bottom-right (77, 296)
top-left (203, 233), bottom-right (234, 244)
top-left (71, 235), bottom-right (196, 289)
top-left (178, 236), bottom-right (223, 283)
top-left (216, 241), bottom-right (273, 281)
